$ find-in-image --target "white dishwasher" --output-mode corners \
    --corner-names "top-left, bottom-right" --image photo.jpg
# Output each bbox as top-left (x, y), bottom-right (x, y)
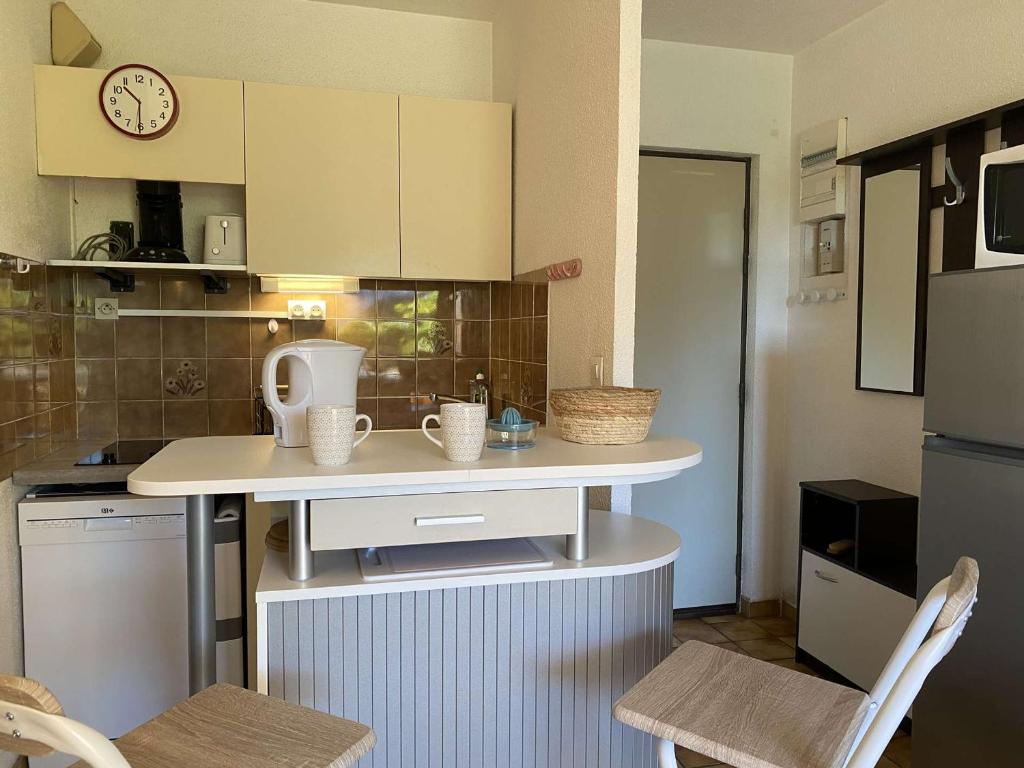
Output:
top-left (19, 493), bottom-right (188, 768)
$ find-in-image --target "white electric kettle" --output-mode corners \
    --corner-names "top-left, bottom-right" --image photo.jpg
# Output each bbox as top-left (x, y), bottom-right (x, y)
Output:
top-left (262, 339), bottom-right (366, 447)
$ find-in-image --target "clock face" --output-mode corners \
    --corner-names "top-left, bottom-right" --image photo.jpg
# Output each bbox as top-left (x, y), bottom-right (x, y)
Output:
top-left (99, 64), bottom-right (179, 140)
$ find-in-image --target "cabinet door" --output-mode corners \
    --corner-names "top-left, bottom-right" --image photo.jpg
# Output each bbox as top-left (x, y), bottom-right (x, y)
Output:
top-left (35, 65), bottom-right (244, 184)
top-left (399, 95), bottom-right (511, 281)
top-left (798, 551), bottom-right (915, 691)
top-left (244, 82), bottom-right (400, 277)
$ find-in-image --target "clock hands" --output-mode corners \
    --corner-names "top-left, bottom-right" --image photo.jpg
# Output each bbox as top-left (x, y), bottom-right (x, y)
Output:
top-left (123, 86), bottom-right (144, 134)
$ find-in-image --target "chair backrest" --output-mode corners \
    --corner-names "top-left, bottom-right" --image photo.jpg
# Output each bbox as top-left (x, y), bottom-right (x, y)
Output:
top-left (0, 675), bottom-right (131, 768)
top-left (842, 556), bottom-right (979, 768)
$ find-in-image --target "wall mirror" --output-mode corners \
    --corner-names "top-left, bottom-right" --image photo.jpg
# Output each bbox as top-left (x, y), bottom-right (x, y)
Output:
top-left (857, 145), bottom-right (930, 395)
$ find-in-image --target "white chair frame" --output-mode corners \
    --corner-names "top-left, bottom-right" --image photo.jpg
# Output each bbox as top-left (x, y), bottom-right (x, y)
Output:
top-left (2, 700), bottom-right (131, 768)
top-left (656, 572), bottom-right (977, 768)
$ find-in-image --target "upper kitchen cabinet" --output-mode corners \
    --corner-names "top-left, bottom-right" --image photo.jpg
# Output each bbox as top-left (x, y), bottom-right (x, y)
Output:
top-left (34, 65), bottom-right (244, 184)
top-left (399, 95), bottom-right (511, 281)
top-left (244, 82), bottom-right (401, 278)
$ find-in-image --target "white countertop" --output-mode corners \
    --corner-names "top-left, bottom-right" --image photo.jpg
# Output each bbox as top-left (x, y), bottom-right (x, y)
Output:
top-left (255, 509), bottom-right (680, 602)
top-left (127, 429), bottom-right (702, 500)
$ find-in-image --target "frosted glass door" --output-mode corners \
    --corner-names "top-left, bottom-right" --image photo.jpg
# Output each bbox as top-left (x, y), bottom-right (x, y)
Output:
top-left (633, 155), bottom-right (746, 609)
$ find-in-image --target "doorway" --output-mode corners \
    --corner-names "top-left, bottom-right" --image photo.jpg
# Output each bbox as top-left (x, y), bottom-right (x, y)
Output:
top-left (632, 151), bottom-right (750, 611)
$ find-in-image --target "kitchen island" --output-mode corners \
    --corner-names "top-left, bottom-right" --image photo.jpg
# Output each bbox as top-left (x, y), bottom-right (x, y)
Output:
top-left (257, 509), bottom-right (679, 768)
top-left (128, 429), bottom-right (702, 724)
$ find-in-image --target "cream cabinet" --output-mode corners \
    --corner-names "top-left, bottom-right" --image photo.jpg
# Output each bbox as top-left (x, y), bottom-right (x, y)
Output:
top-left (399, 95), bottom-right (511, 281)
top-left (244, 82), bottom-right (401, 278)
top-left (34, 65), bottom-right (244, 184)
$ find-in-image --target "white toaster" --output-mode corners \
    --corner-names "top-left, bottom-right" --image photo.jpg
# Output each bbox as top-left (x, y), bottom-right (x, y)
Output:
top-left (203, 214), bottom-right (245, 265)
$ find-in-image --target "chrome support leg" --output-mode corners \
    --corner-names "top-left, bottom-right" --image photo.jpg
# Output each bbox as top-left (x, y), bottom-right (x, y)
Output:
top-left (185, 494), bottom-right (217, 694)
top-left (657, 737), bottom-right (678, 767)
top-left (565, 487), bottom-right (590, 561)
top-left (289, 499), bottom-right (314, 581)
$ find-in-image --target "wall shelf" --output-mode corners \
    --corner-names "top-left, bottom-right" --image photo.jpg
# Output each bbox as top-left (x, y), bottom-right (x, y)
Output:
top-left (47, 259), bottom-right (247, 294)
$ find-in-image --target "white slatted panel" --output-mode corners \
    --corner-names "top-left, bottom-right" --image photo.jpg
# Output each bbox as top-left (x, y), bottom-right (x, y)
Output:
top-left (266, 566), bottom-right (672, 767)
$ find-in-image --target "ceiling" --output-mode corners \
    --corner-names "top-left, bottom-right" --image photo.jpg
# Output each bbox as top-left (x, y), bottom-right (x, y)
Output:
top-left (308, 0), bottom-right (497, 21)
top-left (641, 0), bottom-right (891, 54)
top-left (309, 0), bottom-right (888, 54)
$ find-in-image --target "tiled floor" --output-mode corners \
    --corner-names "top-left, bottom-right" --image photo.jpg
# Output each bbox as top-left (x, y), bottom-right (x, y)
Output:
top-left (670, 614), bottom-right (912, 768)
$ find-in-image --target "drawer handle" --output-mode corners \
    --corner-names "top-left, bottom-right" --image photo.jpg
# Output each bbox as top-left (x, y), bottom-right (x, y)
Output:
top-left (415, 514), bottom-right (486, 527)
top-left (814, 569), bottom-right (839, 584)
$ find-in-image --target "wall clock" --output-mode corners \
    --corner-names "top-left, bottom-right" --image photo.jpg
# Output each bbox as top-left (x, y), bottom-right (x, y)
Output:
top-left (99, 64), bottom-right (179, 140)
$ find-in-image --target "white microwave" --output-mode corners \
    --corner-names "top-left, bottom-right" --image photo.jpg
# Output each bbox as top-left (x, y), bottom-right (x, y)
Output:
top-left (976, 143), bottom-right (1024, 268)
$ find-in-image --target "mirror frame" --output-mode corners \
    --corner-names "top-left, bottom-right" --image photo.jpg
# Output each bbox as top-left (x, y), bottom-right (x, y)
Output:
top-left (856, 144), bottom-right (931, 396)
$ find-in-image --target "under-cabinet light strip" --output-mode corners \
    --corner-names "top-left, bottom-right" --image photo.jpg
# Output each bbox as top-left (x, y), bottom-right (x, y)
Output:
top-left (116, 309), bottom-right (289, 319)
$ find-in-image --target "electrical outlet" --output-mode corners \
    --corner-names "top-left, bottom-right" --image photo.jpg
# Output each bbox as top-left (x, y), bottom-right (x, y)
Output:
top-left (287, 300), bottom-right (327, 320)
top-left (95, 298), bottom-right (118, 319)
top-left (590, 356), bottom-right (604, 386)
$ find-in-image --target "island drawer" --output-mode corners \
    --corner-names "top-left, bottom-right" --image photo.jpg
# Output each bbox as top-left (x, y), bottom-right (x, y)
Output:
top-left (309, 488), bottom-right (579, 551)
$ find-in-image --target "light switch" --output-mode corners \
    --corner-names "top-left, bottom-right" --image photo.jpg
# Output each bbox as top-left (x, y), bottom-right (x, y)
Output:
top-left (590, 356), bottom-right (604, 386)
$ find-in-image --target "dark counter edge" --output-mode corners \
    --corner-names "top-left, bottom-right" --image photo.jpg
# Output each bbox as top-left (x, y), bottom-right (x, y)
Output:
top-left (12, 440), bottom-right (138, 486)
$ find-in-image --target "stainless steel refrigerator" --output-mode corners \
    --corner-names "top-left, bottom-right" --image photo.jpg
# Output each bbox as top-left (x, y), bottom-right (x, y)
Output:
top-left (916, 265), bottom-right (1024, 765)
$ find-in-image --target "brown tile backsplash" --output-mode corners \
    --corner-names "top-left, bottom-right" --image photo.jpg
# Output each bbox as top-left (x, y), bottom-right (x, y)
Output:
top-left (489, 280), bottom-right (548, 422)
top-left (0, 268), bottom-right (76, 479)
top-left (0, 271), bottom-right (548, 467)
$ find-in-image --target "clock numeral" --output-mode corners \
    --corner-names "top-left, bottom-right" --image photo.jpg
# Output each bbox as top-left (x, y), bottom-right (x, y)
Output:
top-left (135, 74), bottom-right (144, 83)
top-left (113, 85), bottom-right (123, 94)
top-left (159, 112), bottom-right (166, 119)
top-left (162, 100), bottom-right (170, 109)
top-left (114, 109), bottom-right (122, 118)
top-left (108, 97), bottom-right (116, 105)
top-left (122, 76), bottom-right (128, 85)
top-left (124, 119), bottom-right (131, 127)
top-left (150, 120), bottom-right (158, 129)
top-left (158, 87), bottom-right (166, 96)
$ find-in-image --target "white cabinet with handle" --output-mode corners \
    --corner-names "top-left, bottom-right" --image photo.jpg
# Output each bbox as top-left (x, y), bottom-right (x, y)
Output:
top-left (798, 550), bottom-right (916, 691)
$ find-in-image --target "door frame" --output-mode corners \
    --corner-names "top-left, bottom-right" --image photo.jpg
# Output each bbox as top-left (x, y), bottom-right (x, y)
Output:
top-left (637, 148), bottom-right (752, 610)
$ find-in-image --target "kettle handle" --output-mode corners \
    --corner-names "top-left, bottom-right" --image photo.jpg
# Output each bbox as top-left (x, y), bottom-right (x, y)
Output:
top-left (261, 346), bottom-right (303, 415)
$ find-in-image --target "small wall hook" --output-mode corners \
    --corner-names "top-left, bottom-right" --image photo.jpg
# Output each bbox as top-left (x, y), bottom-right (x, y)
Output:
top-left (944, 157), bottom-right (966, 206)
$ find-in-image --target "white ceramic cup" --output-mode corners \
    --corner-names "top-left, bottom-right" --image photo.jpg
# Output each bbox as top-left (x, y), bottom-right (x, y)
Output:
top-left (306, 405), bottom-right (372, 466)
top-left (421, 402), bottom-right (486, 462)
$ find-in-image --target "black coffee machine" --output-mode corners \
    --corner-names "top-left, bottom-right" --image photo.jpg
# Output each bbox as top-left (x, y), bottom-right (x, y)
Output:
top-left (125, 180), bottom-right (189, 263)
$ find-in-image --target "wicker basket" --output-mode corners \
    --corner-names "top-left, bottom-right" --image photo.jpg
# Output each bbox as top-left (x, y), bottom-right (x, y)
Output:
top-left (549, 387), bottom-right (661, 445)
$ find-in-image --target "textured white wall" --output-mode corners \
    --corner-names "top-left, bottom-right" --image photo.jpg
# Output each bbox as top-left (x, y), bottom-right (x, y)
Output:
top-left (492, 0), bottom-right (643, 513)
top-left (0, 0), bottom-right (70, 263)
top-left (69, 0), bottom-right (492, 99)
top-left (640, 40), bottom-right (793, 600)
top-left (783, 0), bottom-right (1024, 602)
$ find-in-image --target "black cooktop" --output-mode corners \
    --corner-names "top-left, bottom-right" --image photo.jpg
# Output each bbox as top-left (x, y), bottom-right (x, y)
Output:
top-left (75, 439), bottom-right (173, 466)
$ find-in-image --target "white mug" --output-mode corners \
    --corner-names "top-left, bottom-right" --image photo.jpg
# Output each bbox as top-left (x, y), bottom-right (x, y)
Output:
top-left (421, 402), bottom-right (486, 462)
top-left (306, 405), bottom-right (372, 466)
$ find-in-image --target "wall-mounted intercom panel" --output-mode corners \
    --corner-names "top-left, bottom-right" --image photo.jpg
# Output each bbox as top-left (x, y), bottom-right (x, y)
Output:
top-left (817, 219), bottom-right (844, 274)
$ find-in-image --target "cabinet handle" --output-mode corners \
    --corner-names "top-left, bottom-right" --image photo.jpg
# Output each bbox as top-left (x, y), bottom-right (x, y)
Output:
top-left (814, 569), bottom-right (839, 584)
top-left (415, 514), bottom-right (486, 527)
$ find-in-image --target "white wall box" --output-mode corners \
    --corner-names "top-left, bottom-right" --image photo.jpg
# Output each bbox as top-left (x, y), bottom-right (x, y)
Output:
top-left (799, 118), bottom-right (848, 223)
top-left (399, 95), bottom-right (512, 281)
top-left (34, 65), bottom-right (244, 184)
top-left (244, 82), bottom-right (401, 278)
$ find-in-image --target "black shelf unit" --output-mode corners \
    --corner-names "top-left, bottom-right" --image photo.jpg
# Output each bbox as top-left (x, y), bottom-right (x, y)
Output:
top-left (799, 479), bottom-right (918, 597)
